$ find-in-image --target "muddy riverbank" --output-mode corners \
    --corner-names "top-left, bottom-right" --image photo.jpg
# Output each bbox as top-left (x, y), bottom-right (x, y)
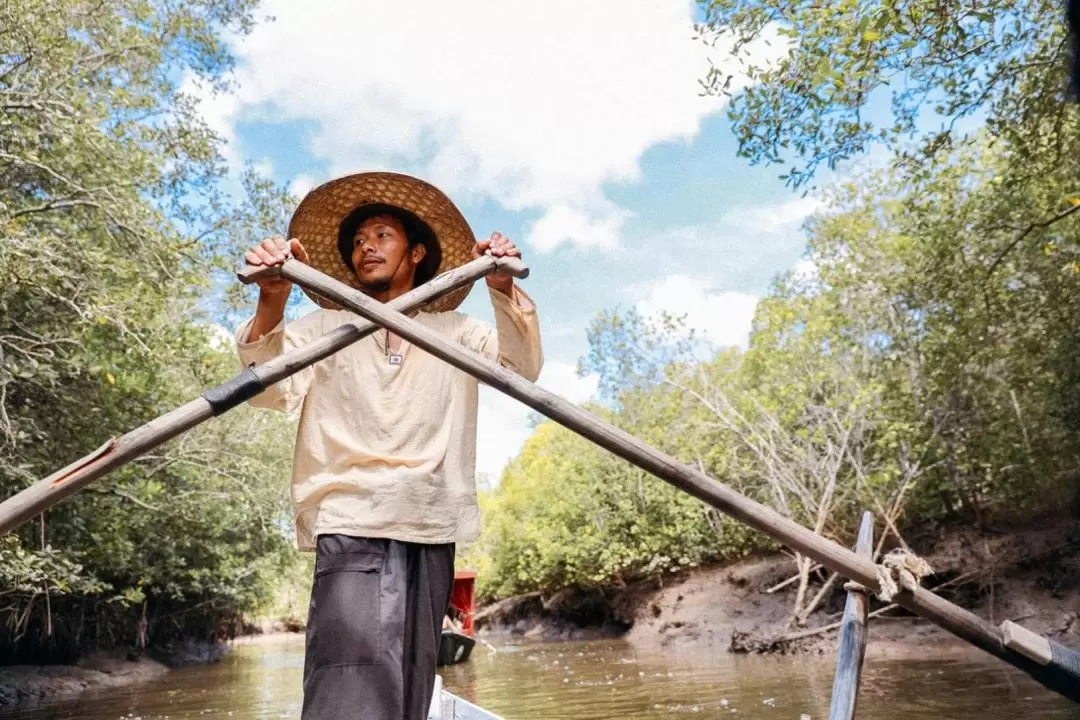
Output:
top-left (477, 518), bottom-right (1080, 659)
top-left (0, 638), bottom-right (234, 708)
top-left (0, 652), bottom-right (169, 707)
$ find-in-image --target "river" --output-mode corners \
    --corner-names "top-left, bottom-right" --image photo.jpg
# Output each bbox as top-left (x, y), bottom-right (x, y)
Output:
top-left (0, 634), bottom-right (1075, 719)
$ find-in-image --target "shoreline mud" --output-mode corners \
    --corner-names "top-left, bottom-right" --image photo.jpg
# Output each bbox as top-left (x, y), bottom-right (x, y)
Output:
top-left (0, 652), bottom-right (170, 708)
top-left (0, 638), bottom-right (233, 709)
top-left (477, 518), bottom-right (1080, 661)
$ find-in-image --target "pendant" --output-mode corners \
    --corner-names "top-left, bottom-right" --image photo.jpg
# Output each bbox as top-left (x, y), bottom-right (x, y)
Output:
top-left (388, 354), bottom-right (403, 366)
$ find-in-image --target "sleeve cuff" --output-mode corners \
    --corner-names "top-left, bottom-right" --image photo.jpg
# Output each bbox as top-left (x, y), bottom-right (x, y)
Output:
top-left (489, 284), bottom-right (536, 315)
top-left (235, 316), bottom-right (286, 350)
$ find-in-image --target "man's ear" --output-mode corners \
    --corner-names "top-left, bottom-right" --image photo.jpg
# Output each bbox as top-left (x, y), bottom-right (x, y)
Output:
top-left (411, 243), bottom-right (427, 264)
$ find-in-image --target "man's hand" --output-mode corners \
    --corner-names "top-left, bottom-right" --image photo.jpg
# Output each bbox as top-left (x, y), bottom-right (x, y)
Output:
top-left (244, 237), bottom-right (310, 300)
top-left (474, 232), bottom-right (520, 296)
top-left (244, 237), bottom-right (310, 343)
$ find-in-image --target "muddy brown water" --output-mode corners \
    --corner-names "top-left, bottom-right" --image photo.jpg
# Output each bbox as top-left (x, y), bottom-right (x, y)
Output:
top-left (0, 634), bottom-right (1076, 719)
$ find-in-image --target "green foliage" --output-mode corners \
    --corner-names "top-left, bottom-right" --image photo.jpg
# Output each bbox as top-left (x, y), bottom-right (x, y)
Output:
top-left (697, 0), bottom-right (1072, 188)
top-left (791, 130), bottom-right (1080, 522)
top-left (256, 551), bottom-right (315, 630)
top-left (472, 118), bottom-right (1080, 607)
top-left (466, 321), bottom-right (771, 602)
top-left (465, 418), bottom-right (766, 603)
top-left (0, 536), bottom-right (107, 597)
top-left (692, 0), bottom-right (1080, 524)
top-left (0, 0), bottom-right (303, 663)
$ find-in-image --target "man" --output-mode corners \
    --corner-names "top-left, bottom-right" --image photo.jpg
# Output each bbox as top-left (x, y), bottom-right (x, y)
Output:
top-left (233, 171), bottom-right (543, 720)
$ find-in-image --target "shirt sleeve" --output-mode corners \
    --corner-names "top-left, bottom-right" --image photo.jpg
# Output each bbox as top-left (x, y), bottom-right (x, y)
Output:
top-left (457, 285), bottom-right (544, 382)
top-left (233, 309), bottom-right (328, 412)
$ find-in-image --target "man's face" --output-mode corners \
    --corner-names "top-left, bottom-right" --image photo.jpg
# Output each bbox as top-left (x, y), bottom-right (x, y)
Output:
top-left (350, 214), bottom-right (426, 294)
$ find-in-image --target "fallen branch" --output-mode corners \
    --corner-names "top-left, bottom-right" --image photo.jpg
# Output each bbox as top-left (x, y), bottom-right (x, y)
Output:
top-left (797, 570), bottom-right (841, 625)
top-left (780, 570), bottom-right (981, 644)
top-left (766, 563), bottom-right (822, 594)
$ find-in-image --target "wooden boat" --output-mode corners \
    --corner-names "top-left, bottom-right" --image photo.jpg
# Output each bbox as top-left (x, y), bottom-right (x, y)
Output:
top-left (438, 629), bottom-right (475, 666)
top-left (438, 569), bottom-right (478, 666)
top-left (430, 675), bottom-right (503, 720)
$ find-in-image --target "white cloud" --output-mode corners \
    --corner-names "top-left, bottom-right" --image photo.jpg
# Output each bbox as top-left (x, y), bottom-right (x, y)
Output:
top-left (527, 202), bottom-right (629, 253)
top-left (252, 157), bottom-right (275, 178)
top-left (289, 173), bottom-right (317, 200)
top-left (475, 360), bottom-right (598, 481)
top-left (196, 0), bottom-right (789, 252)
top-left (638, 275), bottom-right (759, 349)
top-left (537, 361), bottom-right (600, 403)
top-left (623, 193), bottom-right (827, 350)
top-left (626, 193), bottom-right (825, 289)
top-left (723, 195), bottom-right (824, 234)
top-left (475, 390), bottom-right (529, 484)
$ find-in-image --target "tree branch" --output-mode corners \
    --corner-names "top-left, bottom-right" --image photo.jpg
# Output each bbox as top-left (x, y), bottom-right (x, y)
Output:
top-left (985, 203), bottom-right (1080, 278)
top-left (7, 197), bottom-right (103, 220)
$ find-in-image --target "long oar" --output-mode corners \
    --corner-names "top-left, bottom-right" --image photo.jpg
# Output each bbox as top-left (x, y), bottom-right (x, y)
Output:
top-left (0, 255), bottom-right (527, 537)
top-left (275, 259), bottom-right (1080, 704)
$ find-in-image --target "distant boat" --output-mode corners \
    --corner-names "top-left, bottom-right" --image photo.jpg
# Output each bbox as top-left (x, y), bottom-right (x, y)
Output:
top-left (438, 569), bottom-right (477, 666)
top-left (438, 627), bottom-right (475, 666)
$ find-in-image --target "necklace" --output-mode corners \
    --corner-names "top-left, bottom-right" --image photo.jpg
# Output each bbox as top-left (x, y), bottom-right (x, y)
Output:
top-left (382, 329), bottom-right (403, 366)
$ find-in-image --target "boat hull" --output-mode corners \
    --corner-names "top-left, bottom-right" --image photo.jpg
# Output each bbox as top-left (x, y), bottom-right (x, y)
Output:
top-left (429, 675), bottom-right (503, 720)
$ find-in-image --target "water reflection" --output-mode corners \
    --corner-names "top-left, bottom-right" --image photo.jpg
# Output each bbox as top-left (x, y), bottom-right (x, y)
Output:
top-left (441, 639), bottom-right (1080, 719)
top-left (0, 634), bottom-right (1075, 719)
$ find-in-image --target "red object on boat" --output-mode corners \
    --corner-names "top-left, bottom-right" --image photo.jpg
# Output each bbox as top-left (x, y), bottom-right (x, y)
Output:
top-left (449, 570), bottom-right (476, 636)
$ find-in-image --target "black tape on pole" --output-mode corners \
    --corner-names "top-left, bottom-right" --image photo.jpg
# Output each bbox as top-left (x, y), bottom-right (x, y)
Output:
top-left (1023, 640), bottom-right (1080, 704)
top-left (201, 367), bottom-right (267, 415)
top-left (1049, 639), bottom-right (1080, 683)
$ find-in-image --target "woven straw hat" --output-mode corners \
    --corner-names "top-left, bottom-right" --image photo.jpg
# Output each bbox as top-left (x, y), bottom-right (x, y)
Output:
top-left (287, 171), bottom-right (477, 313)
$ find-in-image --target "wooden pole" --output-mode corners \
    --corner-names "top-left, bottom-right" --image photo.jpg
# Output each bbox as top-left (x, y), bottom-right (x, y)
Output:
top-left (0, 255), bottom-right (525, 537)
top-left (827, 511), bottom-right (873, 720)
top-left (278, 261), bottom-right (1080, 704)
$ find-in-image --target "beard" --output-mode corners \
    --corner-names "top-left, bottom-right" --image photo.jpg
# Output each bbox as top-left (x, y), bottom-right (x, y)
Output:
top-left (358, 277), bottom-right (391, 294)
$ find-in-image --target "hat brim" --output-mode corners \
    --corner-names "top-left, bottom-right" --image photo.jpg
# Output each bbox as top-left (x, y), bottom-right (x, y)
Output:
top-left (287, 171), bottom-right (476, 313)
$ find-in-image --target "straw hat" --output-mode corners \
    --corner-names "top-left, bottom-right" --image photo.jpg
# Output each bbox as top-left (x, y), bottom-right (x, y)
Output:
top-left (287, 171), bottom-right (477, 313)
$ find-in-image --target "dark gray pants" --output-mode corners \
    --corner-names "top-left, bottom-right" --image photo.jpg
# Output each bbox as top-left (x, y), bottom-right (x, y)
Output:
top-left (302, 534), bottom-right (456, 720)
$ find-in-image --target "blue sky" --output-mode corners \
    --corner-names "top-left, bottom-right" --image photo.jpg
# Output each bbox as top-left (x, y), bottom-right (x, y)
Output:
top-left (196, 0), bottom-right (840, 481)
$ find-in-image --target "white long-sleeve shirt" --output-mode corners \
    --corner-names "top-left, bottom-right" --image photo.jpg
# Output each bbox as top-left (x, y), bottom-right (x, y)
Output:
top-left (234, 285), bottom-right (543, 550)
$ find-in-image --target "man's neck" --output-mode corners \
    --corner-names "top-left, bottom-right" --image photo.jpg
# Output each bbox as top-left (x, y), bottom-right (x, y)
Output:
top-left (359, 283), bottom-right (418, 320)
top-left (364, 288), bottom-right (391, 304)
top-left (360, 283), bottom-right (407, 305)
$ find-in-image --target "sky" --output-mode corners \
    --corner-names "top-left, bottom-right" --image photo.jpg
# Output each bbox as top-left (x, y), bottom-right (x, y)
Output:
top-left (195, 0), bottom-right (833, 483)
